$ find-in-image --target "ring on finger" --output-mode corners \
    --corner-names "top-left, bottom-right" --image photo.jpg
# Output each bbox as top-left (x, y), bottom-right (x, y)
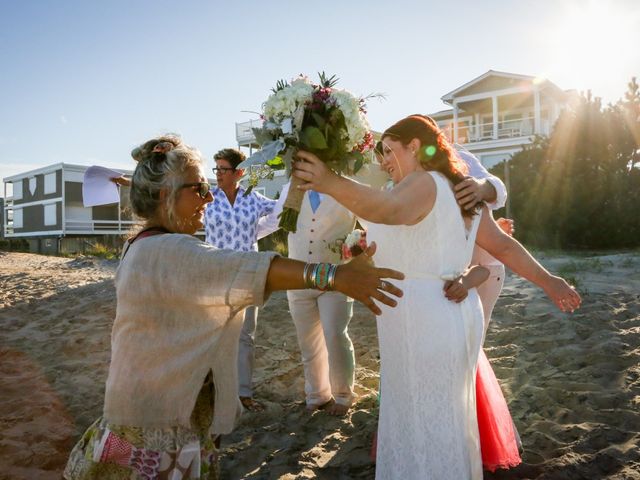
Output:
top-left (379, 281), bottom-right (387, 290)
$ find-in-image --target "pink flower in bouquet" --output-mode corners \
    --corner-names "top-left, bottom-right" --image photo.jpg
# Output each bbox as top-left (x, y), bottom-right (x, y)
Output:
top-left (356, 131), bottom-right (375, 153)
top-left (341, 242), bottom-right (352, 261)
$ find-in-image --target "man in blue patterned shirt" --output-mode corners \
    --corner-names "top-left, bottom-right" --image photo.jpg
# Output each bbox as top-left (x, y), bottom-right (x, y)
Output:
top-left (204, 148), bottom-right (277, 412)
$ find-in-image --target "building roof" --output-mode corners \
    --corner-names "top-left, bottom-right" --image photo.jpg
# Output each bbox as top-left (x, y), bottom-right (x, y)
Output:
top-left (441, 70), bottom-right (565, 105)
top-left (3, 163), bottom-right (131, 182)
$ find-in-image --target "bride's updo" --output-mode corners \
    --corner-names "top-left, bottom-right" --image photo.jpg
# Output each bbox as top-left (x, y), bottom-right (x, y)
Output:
top-left (129, 134), bottom-right (203, 225)
top-left (382, 115), bottom-right (478, 216)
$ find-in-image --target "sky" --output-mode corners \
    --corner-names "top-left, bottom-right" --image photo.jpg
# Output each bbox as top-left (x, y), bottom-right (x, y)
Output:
top-left (1, 0), bottom-right (639, 191)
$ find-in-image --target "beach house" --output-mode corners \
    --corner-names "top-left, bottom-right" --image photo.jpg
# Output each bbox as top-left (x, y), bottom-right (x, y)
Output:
top-left (430, 70), bottom-right (573, 169)
top-left (2, 163), bottom-right (133, 254)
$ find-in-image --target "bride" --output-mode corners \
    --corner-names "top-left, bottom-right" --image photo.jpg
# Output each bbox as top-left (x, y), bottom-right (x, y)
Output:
top-left (293, 115), bottom-right (581, 479)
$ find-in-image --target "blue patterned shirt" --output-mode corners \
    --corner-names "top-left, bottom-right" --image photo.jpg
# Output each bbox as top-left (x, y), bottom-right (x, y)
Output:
top-left (204, 186), bottom-right (277, 252)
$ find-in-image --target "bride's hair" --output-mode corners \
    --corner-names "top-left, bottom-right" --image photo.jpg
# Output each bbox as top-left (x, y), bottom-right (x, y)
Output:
top-left (382, 115), bottom-right (479, 217)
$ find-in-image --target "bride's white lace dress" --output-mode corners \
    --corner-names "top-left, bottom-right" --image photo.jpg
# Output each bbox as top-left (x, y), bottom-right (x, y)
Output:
top-left (368, 171), bottom-right (484, 479)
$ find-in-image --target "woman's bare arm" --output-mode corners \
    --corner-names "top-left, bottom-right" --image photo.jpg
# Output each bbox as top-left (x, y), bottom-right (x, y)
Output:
top-left (264, 242), bottom-right (405, 315)
top-left (293, 151), bottom-right (434, 225)
top-left (475, 206), bottom-right (581, 312)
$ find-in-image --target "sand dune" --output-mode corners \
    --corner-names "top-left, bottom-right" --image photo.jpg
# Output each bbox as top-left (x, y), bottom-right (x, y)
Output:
top-left (0, 251), bottom-right (639, 479)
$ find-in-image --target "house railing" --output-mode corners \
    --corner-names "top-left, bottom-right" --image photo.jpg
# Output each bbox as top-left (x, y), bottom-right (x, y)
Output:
top-left (65, 219), bottom-right (137, 233)
top-left (235, 119), bottom-right (262, 145)
top-left (464, 116), bottom-right (538, 143)
top-left (64, 219), bottom-right (205, 236)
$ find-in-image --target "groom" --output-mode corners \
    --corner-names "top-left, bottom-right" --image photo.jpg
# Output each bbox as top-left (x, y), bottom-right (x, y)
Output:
top-left (259, 183), bottom-right (357, 415)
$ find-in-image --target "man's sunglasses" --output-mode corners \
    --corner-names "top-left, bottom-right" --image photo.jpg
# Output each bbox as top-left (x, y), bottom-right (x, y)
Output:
top-left (180, 182), bottom-right (211, 199)
top-left (212, 167), bottom-right (235, 174)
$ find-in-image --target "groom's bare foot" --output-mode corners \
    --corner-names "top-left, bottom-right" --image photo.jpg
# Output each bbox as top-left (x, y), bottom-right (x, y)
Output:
top-left (240, 396), bottom-right (264, 412)
top-left (305, 398), bottom-right (334, 413)
top-left (327, 402), bottom-right (350, 416)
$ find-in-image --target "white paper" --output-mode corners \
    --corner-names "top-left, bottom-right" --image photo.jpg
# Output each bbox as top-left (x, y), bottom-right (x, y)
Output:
top-left (82, 166), bottom-right (124, 207)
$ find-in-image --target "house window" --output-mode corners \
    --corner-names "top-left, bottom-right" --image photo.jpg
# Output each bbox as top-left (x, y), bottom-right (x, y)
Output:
top-left (29, 177), bottom-right (37, 196)
top-left (44, 204), bottom-right (57, 226)
top-left (13, 208), bottom-right (23, 228)
top-left (44, 173), bottom-right (57, 194)
top-left (13, 181), bottom-right (23, 200)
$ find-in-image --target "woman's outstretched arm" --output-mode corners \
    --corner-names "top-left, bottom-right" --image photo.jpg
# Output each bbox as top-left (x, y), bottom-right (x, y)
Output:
top-left (475, 206), bottom-right (581, 312)
top-left (265, 242), bottom-right (404, 315)
top-left (293, 151), bottom-right (434, 226)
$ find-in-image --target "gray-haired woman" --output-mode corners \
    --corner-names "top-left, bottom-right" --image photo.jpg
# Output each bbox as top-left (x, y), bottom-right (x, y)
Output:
top-left (63, 135), bottom-right (403, 480)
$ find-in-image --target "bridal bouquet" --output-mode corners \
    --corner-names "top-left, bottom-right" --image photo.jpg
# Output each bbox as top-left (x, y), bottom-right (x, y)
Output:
top-left (341, 229), bottom-right (368, 261)
top-left (239, 73), bottom-right (376, 232)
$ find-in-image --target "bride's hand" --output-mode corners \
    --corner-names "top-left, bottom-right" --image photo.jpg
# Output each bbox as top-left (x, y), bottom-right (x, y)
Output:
top-left (543, 275), bottom-right (582, 312)
top-left (293, 150), bottom-right (339, 194)
top-left (334, 242), bottom-right (404, 315)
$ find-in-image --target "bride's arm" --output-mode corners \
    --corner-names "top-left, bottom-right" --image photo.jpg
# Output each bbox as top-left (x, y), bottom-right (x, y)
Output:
top-left (293, 151), bottom-right (434, 225)
top-left (475, 205), bottom-right (581, 312)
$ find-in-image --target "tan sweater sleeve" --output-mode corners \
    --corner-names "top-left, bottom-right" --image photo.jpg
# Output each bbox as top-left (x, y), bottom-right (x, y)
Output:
top-left (118, 234), bottom-right (278, 311)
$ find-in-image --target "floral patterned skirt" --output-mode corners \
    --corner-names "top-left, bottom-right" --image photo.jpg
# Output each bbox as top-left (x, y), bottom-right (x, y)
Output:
top-left (64, 372), bottom-right (220, 480)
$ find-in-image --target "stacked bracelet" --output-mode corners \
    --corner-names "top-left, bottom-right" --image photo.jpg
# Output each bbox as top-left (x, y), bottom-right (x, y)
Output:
top-left (315, 263), bottom-right (330, 290)
top-left (327, 264), bottom-right (338, 290)
top-left (303, 263), bottom-right (316, 288)
top-left (303, 262), bottom-right (339, 291)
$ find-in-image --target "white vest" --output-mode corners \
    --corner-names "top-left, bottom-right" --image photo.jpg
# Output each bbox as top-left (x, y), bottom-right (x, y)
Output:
top-left (288, 191), bottom-right (356, 264)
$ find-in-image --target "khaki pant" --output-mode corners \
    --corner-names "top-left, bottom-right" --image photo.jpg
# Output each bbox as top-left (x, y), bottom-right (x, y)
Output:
top-left (475, 264), bottom-right (505, 341)
top-left (287, 289), bottom-right (355, 407)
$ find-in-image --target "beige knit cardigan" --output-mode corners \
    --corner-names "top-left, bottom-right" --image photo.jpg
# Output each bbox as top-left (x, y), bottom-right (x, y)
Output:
top-left (103, 233), bottom-right (277, 434)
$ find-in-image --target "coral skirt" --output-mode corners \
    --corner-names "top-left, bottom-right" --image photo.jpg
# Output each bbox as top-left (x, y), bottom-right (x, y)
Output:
top-left (476, 349), bottom-right (522, 472)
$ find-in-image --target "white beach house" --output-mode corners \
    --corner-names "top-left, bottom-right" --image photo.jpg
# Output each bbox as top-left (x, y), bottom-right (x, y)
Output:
top-left (431, 70), bottom-right (573, 169)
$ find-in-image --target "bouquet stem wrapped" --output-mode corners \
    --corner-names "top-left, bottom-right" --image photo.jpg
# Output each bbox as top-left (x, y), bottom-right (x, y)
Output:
top-left (279, 174), bottom-right (306, 231)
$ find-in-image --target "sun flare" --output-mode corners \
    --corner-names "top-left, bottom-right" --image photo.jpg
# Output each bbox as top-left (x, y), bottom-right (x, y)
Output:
top-left (545, 0), bottom-right (639, 94)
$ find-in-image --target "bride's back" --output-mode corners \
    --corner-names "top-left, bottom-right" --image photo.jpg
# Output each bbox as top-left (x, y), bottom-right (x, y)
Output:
top-left (367, 171), bottom-right (479, 280)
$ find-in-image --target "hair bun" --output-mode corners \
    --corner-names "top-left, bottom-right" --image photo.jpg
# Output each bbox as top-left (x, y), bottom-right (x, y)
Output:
top-left (131, 135), bottom-right (183, 163)
top-left (131, 145), bottom-right (145, 163)
top-left (152, 141), bottom-right (174, 154)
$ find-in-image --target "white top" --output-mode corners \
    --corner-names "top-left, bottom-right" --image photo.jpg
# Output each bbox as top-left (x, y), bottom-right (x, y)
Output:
top-left (456, 148), bottom-right (507, 267)
top-left (103, 234), bottom-right (277, 434)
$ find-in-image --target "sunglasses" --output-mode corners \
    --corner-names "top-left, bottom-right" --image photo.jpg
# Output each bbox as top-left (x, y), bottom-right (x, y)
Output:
top-left (212, 167), bottom-right (235, 174)
top-left (180, 182), bottom-right (211, 199)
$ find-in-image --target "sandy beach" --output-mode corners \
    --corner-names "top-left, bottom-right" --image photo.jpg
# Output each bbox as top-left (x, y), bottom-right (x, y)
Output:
top-left (0, 250), bottom-right (639, 479)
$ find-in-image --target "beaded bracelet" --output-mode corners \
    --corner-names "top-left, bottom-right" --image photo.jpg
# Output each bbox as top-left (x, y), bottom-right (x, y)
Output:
top-left (315, 263), bottom-right (330, 290)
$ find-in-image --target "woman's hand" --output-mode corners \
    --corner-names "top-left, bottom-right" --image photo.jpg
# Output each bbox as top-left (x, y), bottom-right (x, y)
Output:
top-left (292, 150), bottom-right (340, 194)
top-left (496, 217), bottom-right (514, 236)
top-left (334, 242), bottom-right (404, 315)
top-left (443, 276), bottom-right (469, 303)
top-left (543, 275), bottom-right (582, 313)
top-left (111, 176), bottom-right (131, 187)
